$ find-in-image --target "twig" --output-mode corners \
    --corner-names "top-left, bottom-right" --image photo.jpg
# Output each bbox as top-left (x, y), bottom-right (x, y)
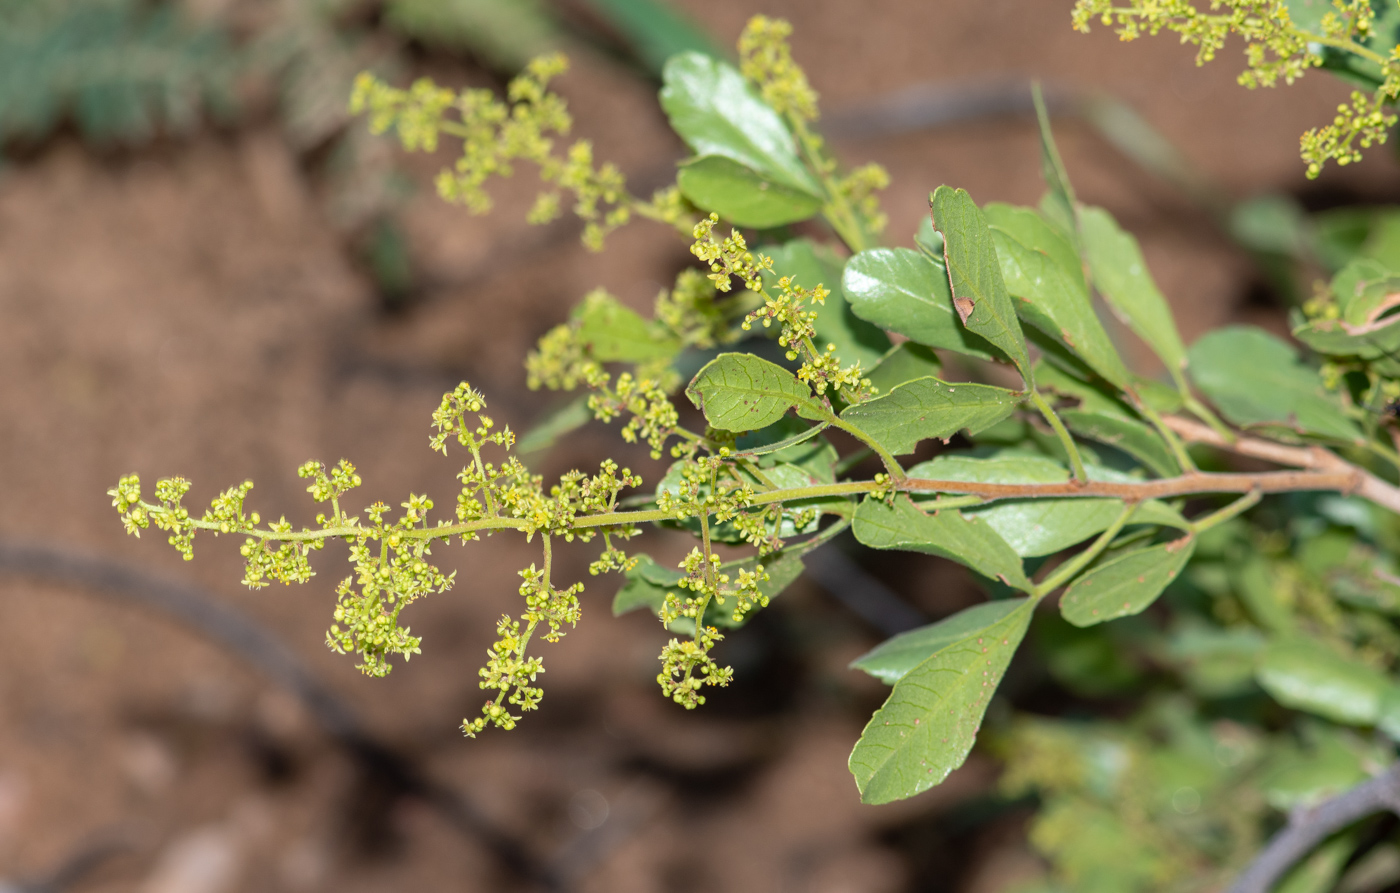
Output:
top-left (0, 542), bottom-right (559, 891)
top-left (1228, 762), bottom-right (1400, 893)
top-left (1163, 415), bottom-right (1400, 515)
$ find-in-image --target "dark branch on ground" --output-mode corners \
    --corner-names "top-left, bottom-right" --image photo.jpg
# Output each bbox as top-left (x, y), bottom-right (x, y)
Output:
top-left (0, 542), bottom-right (561, 891)
top-left (1228, 761), bottom-right (1400, 893)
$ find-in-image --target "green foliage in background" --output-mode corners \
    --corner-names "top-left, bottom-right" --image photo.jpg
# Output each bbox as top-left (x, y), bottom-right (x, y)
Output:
top-left (106, 6), bottom-right (1400, 891)
top-left (0, 0), bottom-right (238, 146)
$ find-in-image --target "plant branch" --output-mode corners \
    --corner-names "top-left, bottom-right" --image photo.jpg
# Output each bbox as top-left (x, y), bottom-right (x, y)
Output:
top-left (1228, 762), bottom-right (1400, 893)
top-left (155, 461), bottom-right (1390, 551)
top-left (1162, 415), bottom-right (1400, 514)
top-left (1030, 389), bottom-right (1088, 481)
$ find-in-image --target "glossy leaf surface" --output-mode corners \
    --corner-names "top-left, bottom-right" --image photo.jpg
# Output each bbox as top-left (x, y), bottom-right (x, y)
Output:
top-left (1257, 637), bottom-right (1397, 726)
top-left (686, 353), bottom-right (823, 432)
top-left (843, 247), bottom-right (1000, 360)
top-left (987, 214), bottom-right (1132, 389)
top-left (1061, 409), bottom-right (1180, 477)
top-left (907, 453), bottom-right (1123, 558)
top-left (659, 52), bottom-right (822, 196)
top-left (676, 155), bottom-right (823, 227)
top-left (840, 377), bottom-right (1020, 455)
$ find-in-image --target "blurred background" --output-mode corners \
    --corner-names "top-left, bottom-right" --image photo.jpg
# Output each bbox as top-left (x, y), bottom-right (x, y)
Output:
top-left (1, 0), bottom-right (1397, 891)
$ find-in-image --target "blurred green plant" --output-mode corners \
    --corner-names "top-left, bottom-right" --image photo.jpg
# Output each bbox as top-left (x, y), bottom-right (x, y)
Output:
top-left (0, 0), bottom-right (238, 146)
top-left (107, 9), bottom-right (1400, 892)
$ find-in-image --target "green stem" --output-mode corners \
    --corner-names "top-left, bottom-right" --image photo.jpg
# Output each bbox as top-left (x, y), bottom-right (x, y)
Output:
top-left (1030, 389), bottom-right (1088, 482)
top-left (1137, 400), bottom-right (1196, 472)
top-left (1033, 502), bottom-right (1135, 596)
top-left (788, 118), bottom-right (873, 253)
top-left (694, 512), bottom-right (716, 641)
top-left (1182, 394), bottom-right (1234, 443)
top-left (470, 444), bottom-right (498, 515)
top-left (729, 422), bottom-right (828, 459)
top-left (1189, 490), bottom-right (1261, 534)
top-left (829, 416), bottom-right (907, 481)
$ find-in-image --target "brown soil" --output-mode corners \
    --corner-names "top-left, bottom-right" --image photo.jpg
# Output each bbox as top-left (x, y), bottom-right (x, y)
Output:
top-left (1, 2), bottom-right (1396, 891)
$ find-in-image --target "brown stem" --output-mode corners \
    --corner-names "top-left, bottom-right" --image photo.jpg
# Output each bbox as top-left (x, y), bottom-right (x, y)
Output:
top-left (902, 469), bottom-right (1360, 501)
top-left (1162, 415), bottom-right (1400, 515)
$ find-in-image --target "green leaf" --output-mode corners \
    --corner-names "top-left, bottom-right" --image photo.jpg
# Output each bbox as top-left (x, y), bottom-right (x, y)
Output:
top-left (865, 343), bottom-right (942, 395)
top-left (1033, 359), bottom-right (1137, 418)
top-left (853, 495), bottom-right (1031, 591)
top-left (848, 597), bottom-right (1034, 803)
top-left (840, 377), bottom-right (1020, 455)
top-left (1263, 729), bottom-right (1369, 812)
top-left (931, 186), bottom-right (1034, 382)
top-left (612, 554), bottom-right (684, 616)
top-left (1079, 206), bottom-right (1188, 374)
top-left (842, 247), bottom-right (1000, 360)
top-left (984, 203), bottom-right (1084, 290)
top-left (1061, 409), bottom-right (1181, 477)
top-left (985, 210), bottom-right (1132, 389)
top-left (659, 52), bottom-right (823, 196)
top-left (850, 600), bottom-right (1029, 684)
top-left (1060, 537), bottom-right (1195, 627)
top-left (762, 240), bottom-right (891, 368)
top-left (676, 155), bottom-right (823, 228)
top-left (518, 395), bottom-right (593, 456)
top-left (907, 453), bottom-right (1124, 558)
top-left (685, 353), bottom-right (824, 432)
top-left (1188, 326), bottom-right (1362, 442)
top-left (1256, 636), bottom-right (1397, 726)
top-left (573, 290), bottom-right (680, 362)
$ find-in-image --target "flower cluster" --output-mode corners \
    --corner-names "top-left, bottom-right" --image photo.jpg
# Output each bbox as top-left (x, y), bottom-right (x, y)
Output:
top-left (653, 541), bottom-right (767, 709)
top-left (737, 18), bottom-right (888, 242)
top-left (653, 268), bottom-right (727, 351)
top-left (1300, 88), bottom-right (1399, 178)
top-left (349, 55), bottom-right (632, 249)
top-left (655, 455), bottom-right (756, 525)
top-left (690, 213), bottom-right (773, 292)
top-left (738, 15), bottom-right (819, 123)
top-left (1071, 0), bottom-right (1400, 177)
